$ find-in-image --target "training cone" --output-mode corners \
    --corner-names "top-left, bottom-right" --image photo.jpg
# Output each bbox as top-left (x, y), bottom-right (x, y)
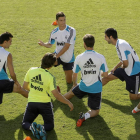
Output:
top-left (24, 136), bottom-right (32, 140)
top-left (52, 21), bottom-right (58, 26)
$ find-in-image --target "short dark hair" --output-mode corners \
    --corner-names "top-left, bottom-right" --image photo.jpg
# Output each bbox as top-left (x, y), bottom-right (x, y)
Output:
top-left (105, 28), bottom-right (118, 39)
top-left (41, 53), bottom-right (57, 69)
top-left (56, 12), bottom-right (65, 20)
top-left (83, 34), bottom-right (95, 48)
top-left (0, 32), bottom-right (13, 44)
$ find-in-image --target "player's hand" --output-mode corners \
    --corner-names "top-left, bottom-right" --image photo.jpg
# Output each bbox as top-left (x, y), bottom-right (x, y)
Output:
top-left (38, 40), bottom-right (45, 46)
top-left (68, 101), bottom-right (74, 111)
top-left (110, 68), bottom-right (116, 74)
top-left (15, 81), bottom-right (21, 89)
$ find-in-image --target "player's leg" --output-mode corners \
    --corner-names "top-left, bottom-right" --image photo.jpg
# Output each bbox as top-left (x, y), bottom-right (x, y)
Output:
top-left (77, 92), bottom-right (101, 127)
top-left (38, 102), bottom-right (53, 140)
top-left (129, 93), bottom-right (140, 100)
top-left (132, 102), bottom-right (140, 114)
top-left (63, 88), bottom-right (75, 99)
top-left (13, 83), bottom-right (28, 98)
top-left (102, 73), bottom-right (118, 86)
top-left (63, 62), bottom-right (74, 91)
top-left (22, 103), bottom-right (40, 139)
top-left (0, 92), bottom-right (3, 104)
top-left (40, 102), bottom-right (54, 131)
top-left (64, 70), bottom-right (73, 92)
top-left (127, 73), bottom-right (140, 100)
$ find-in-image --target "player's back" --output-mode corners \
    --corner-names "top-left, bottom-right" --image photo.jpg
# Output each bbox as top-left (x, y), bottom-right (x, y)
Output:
top-left (0, 47), bottom-right (9, 80)
top-left (25, 67), bottom-right (56, 103)
top-left (74, 50), bottom-right (107, 93)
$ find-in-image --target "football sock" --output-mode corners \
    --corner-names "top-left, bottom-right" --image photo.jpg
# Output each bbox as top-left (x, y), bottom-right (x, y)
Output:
top-left (85, 112), bottom-right (90, 120)
top-left (134, 106), bottom-right (140, 112)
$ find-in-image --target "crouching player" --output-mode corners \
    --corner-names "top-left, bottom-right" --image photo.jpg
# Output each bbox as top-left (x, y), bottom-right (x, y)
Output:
top-left (22, 53), bottom-right (74, 140)
top-left (0, 32), bottom-right (28, 105)
top-left (64, 34), bottom-right (108, 127)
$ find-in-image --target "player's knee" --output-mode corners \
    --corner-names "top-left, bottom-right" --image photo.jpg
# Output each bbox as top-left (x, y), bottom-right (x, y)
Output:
top-left (22, 122), bottom-right (30, 130)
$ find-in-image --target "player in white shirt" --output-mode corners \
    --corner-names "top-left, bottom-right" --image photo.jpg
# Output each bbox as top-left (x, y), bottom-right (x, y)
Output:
top-left (64, 34), bottom-right (108, 127)
top-left (103, 28), bottom-right (140, 100)
top-left (38, 12), bottom-right (76, 91)
top-left (0, 32), bottom-right (28, 104)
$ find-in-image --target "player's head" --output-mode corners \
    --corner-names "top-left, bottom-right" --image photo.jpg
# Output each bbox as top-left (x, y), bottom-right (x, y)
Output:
top-left (56, 12), bottom-right (66, 20)
top-left (105, 28), bottom-right (118, 44)
top-left (105, 28), bottom-right (118, 39)
top-left (83, 34), bottom-right (95, 48)
top-left (0, 32), bottom-right (13, 48)
top-left (41, 53), bottom-right (57, 69)
top-left (56, 12), bottom-right (66, 28)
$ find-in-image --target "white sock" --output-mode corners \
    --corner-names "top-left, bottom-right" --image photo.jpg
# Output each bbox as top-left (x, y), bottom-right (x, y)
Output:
top-left (85, 112), bottom-right (90, 120)
top-left (134, 106), bottom-right (140, 111)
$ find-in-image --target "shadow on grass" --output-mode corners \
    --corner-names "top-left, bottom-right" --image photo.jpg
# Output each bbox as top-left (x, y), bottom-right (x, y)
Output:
top-left (0, 114), bottom-right (25, 140)
top-left (0, 113), bottom-right (58, 140)
top-left (53, 96), bottom-right (120, 140)
top-left (102, 99), bottom-right (140, 140)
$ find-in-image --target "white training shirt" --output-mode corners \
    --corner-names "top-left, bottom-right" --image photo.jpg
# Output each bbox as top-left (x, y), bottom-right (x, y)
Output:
top-left (48, 25), bottom-right (76, 63)
top-left (0, 46), bottom-right (9, 80)
top-left (73, 50), bottom-right (108, 93)
top-left (116, 39), bottom-right (140, 76)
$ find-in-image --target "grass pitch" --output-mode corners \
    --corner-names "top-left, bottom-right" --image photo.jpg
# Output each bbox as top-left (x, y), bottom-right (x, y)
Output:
top-left (0, 0), bottom-right (140, 140)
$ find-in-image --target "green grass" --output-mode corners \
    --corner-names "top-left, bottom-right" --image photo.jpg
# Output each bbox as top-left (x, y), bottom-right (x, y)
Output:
top-left (0, 0), bottom-right (140, 139)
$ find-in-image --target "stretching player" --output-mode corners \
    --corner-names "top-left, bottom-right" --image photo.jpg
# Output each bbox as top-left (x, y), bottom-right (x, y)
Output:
top-left (38, 12), bottom-right (76, 91)
top-left (22, 53), bottom-right (74, 140)
top-left (0, 32), bottom-right (28, 105)
top-left (64, 34), bottom-right (108, 127)
top-left (103, 28), bottom-right (140, 100)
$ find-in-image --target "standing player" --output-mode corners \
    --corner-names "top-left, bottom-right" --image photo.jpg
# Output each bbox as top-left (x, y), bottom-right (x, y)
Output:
top-left (38, 12), bottom-right (76, 91)
top-left (64, 34), bottom-right (108, 127)
top-left (103, 28), bottom-right (140, 100)
top-left (22, 53), bottom-right (74, 140)
top-left (0, 32), bottom-right (28, 104)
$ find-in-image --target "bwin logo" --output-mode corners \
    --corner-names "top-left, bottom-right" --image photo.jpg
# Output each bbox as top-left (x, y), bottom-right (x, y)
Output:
top-left (31, 83), bottom-right (43, 91)
top-left (83, 58), bottom-right (96, 68)
top-left (57, 41), bottom-right (65, 46)
top-left (84, 69), bottom-right (96, 75)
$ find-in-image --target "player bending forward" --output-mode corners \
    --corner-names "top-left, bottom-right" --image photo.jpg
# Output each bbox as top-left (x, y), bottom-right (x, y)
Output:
top-left (38, 12), bottom-right (76, 92)
top-left (64, 34), bottom-right (108, 127)
top-left (0, 32), bottom-right (28, 105)
top-left (22, 53), bottom-right (74, 140)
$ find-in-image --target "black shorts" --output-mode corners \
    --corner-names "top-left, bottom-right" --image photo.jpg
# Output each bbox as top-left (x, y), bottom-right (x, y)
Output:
top-left (0, 79), bottom-right (14, 104)
top-left (72, 85), bottom-right (102, 110)
top-left (113, 68), bottom-right (140, 94)
top-left (54, 57), bottom-right (74, 71)
top-left (22, 102), bottom-right (54, 125)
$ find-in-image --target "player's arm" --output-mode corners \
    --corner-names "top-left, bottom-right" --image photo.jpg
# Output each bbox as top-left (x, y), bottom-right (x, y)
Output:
top-left (111, 61), bottom-right (123, 74)
top-left (56, 43), bottom-right (70, 58)
top-left (38, 40), bottom-right (52, 48)
top-left (7, 53), bottom-right (20, 86)
top-left (101, 71), bottom-right (108, 77)
top-left (72, 72), bottom-right (78, 87)
top-left (23, 81), bottom-right (30, 91)
top-left (51, 88), bottom-right (74, 111)
top-left (122, 60), bottom-right (128, 68)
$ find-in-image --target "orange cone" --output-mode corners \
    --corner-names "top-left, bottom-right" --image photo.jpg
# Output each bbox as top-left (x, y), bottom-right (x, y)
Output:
top-left (24, 136), bottom-right (32, 140)
top-left (52, 21), bottom-right (58, 26)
